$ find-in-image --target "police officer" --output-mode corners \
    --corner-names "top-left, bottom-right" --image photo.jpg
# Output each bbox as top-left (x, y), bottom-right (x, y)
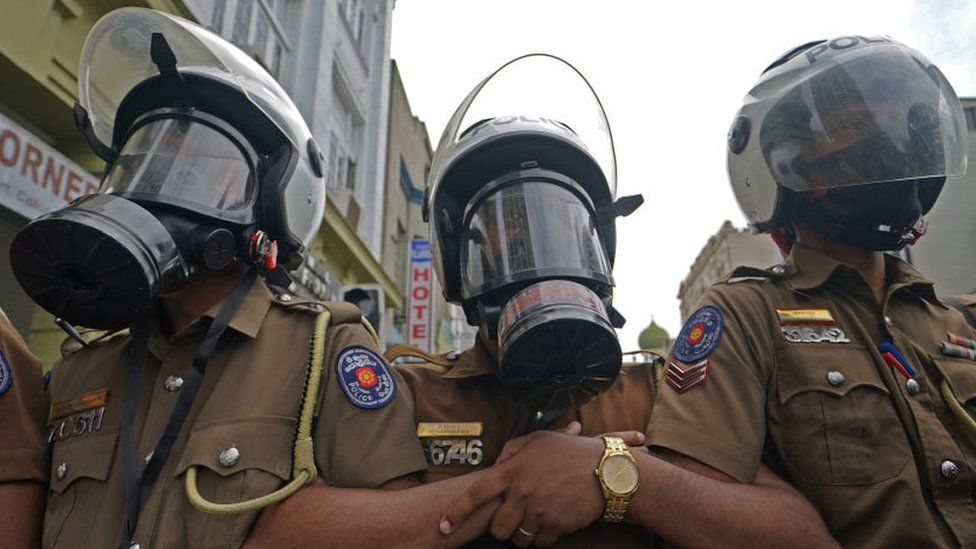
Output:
top-left (10, 9), bottom-right (426, 548)
top-left (0, 309), bottom-right (46, 547)
top-left (399, 54), bottom-right (835, 548)
top-left (385, 54), bottom-right (653, 548)
top-left (640, 37), bottom-right (976, 547)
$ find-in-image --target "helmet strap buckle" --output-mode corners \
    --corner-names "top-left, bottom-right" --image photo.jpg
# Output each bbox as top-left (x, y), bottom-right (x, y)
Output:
top-left (250, 231), bottom-right (278, 270)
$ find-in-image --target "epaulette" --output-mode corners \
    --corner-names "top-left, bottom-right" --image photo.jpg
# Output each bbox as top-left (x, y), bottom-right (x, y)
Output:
top-left (60, 328), bottom-right (129, 358)
top-left (384, 343), bottom-right (458, 366)
top-left (724, 264), bottom-right (789, 285)
top-left (621, 349), bottom-right (666, 366)
top-left (271, 293), bottom-right (364, 324)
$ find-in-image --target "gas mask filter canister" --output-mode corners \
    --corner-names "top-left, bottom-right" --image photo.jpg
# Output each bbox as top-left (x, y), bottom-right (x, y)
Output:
top-left (496, 280), bottom-right (622, 412)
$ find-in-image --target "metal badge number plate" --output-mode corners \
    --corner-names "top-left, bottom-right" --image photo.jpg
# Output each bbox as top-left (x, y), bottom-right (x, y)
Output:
top-left (781, 326), bottom-right (851, 344)
top-left (422, 438), bottom-right (484, 466)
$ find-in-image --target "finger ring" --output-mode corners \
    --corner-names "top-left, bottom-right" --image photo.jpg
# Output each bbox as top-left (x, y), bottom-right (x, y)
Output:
top-left (517, 526), bottom-right (536, 537)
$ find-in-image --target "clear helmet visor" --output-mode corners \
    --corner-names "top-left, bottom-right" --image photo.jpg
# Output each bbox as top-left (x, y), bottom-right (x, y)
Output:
top-left (461, 181), bottom-right (612, 298)
top-left (758, 44), bottom-right (967, 191)
top-left (438, 54), bottom-right (617, 194)
top-left (101, 118), bottom-right (255, 219)
top-left (79, 8), bottom-right (311, 151)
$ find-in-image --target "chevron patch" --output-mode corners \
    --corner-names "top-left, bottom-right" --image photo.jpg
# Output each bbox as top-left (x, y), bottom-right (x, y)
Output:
top-left (666, 358), bottom-right (710, 394)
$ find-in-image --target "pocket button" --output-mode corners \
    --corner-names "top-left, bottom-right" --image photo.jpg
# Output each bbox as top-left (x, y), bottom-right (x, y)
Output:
top-left (218, 446), bottom-right (240, 467)
top-left (826, 370), bottom-right (845, 387)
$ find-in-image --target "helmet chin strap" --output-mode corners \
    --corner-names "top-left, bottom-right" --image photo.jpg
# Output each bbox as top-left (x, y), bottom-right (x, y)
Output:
top-left (792, 181), bottom-right (927, 252)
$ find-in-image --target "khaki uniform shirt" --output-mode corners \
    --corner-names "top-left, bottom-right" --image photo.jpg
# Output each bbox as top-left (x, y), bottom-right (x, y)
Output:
top-left (648, 244), bottom-right (976, 548)
top-left (43, 279), bottom-right (427, 549)
top-left (0, 311), bottom-right (47, 483)
top-left (392, 339), bottom-right (659, 548)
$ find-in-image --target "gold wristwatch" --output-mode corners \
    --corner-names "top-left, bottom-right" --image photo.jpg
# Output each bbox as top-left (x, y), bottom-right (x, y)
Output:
top-left (594, 435), bottom-right (639, 522)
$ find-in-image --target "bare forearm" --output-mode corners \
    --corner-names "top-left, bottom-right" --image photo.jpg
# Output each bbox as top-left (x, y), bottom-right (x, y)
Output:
top-left (0, 481), bottom-right (44, 548)
top-left (245, 474), bottom-right (498, 549)
top-left (628, 453), bottom-right (836, 549)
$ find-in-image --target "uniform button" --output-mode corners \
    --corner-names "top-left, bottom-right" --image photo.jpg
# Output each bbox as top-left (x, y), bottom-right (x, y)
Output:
top-left (164, 375), bottom-right (184, 392)
top-left (130, 544), bottom-right (141, 549)
top-left (55, 462), bottom-right (68, 480)
top-left (278, 293), bottom-right (293, 302)
top-left (218, 446), bottom-right (240, 467)
top-left (770, 265), bottom-right (786, 275)
top-left (884, 316), bottom-right (893, 329)
top-left (906, 378), bottom-right (920, 395)
top-left (826, 370), bottom-right (845, 387)
top-left (941, 460), bottom-right (960, 480)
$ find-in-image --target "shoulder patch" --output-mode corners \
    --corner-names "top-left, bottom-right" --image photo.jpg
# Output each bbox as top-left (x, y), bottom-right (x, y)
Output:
top-left (672, 305), bottom-right (724, 363)
top-left (336, 345), bottom-right (396, 409)
top-left (0, 347), bottom-right (12, 396)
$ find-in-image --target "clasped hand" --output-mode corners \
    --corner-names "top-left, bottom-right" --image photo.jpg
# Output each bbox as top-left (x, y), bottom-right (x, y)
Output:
top-left (439, 422), bottom-right (645, 546)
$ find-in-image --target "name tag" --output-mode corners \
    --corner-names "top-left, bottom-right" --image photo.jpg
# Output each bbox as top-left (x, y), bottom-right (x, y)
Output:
top-left (417, 422), bottom-right (483, 438)
top-left (776, 308), bottom-right (835, 325)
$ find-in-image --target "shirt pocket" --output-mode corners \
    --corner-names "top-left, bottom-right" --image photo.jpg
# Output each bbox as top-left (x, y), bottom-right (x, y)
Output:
top-left (774, 344), bottom-right (911, 486)
top-left (173, 416), bottom-right (296, 549)
top-left (44, 429), bottom-right (119, 549)
top-left (931, 356), bottom-right (976, 418)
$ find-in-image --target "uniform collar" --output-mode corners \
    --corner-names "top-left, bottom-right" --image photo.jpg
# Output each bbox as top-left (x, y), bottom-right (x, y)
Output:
top-left (148, 276), bottom-right (274, 358)
top-left (786, 243), bottom-right (938, 302)
top-left (442, 336), bottom-right (498, 379)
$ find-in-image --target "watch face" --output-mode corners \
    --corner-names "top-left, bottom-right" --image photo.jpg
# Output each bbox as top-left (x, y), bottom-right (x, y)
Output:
top-left (602, 454), bottom-right (639, 495)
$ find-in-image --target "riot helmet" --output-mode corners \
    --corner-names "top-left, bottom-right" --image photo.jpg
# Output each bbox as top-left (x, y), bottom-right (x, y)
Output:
top-left (10, 8), bottom-right (325, 330)
top-left (426, 54), bottom-right (642, 412)
top-left (727, 36), bottom-right (968, 250)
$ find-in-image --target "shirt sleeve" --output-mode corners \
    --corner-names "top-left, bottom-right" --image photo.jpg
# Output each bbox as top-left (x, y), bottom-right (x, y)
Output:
top-left (314, 321), bottom-right (427, 488)
top-left (0, 315), bottom-right (48, 483)
top-left (647, 283), bottom-right (773, 483)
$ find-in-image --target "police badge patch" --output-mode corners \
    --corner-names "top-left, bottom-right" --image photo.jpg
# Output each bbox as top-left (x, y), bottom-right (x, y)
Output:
top-left (673, 305), bottom-right (724, 363)
top-left (0, 347), bottom-right (11, 396)
top-left (336, 346), bottom-right (396, 409)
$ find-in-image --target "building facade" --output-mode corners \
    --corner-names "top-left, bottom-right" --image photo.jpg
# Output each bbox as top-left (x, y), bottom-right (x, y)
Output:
top-left (901, 98), bottom-right (976, 296)
top-left (677, 220), bottom-right (782, 321)
top-left (381, 60), bottom-right (477, 353)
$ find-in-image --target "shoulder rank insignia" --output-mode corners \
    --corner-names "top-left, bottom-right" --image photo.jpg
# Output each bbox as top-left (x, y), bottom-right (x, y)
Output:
top-left (673, 305), bottom-right (724, 363)
top-left (666, 358), bottom-right (709, 393)
top-left (336, 346), bottom-right (396, 409)
top-left (0, 346), bottom-right (11, 397)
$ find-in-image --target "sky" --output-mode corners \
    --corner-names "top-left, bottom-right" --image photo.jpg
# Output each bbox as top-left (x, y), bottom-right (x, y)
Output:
top-left (390, 0), bottom-right (976, 348)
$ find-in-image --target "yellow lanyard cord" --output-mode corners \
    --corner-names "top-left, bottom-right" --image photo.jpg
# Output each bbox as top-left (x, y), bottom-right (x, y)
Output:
top-left (185, 309), bottom-right (331, 515)
top-left (940, 379), bottom-right (976, 439)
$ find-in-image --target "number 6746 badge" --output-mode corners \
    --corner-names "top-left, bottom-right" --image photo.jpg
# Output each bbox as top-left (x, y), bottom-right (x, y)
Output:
top-left (423, 438), bottom-right (484, 466)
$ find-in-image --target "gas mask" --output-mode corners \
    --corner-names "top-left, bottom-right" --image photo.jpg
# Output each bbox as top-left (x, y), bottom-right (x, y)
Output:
top-left (10, 112), bottom-right (269, 330)
top-left (461, 178), bottom-right (622, 412)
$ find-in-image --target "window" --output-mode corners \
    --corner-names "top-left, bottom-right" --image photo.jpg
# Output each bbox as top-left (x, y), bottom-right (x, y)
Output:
top-left (965, 107), bottom-right (976, 131)
top-left (338, 0), bottom-right (369, 62)
top-left (329, 70), bottom-right (364, 193)
top-left (232, 0), bottom-right (253, 45)
top-left (211, 0), bottom-right (226, 32)
top-left (222, 0), bottom-right (289, 77)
